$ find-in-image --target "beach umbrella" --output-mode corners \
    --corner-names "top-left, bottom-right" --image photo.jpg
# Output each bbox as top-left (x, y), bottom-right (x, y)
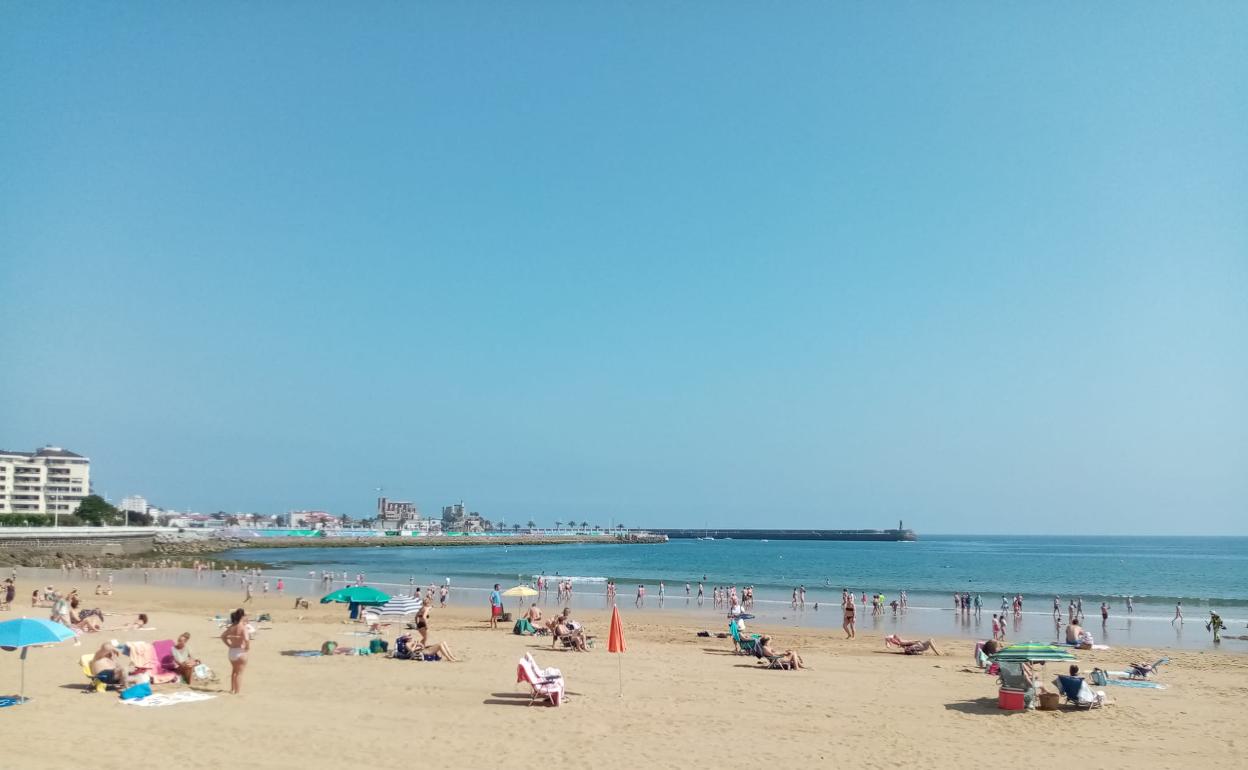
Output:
top-left (501, 585), bottom-right (538, 614)
top-left (372, 596), bottom-right (423, 617)
top-left (320, 586), bottom-right (391, 605)
top-left (607, 604), bottom-right (626, 697)
top-left (990, 642), bottom-right (1077, 663)
top-left (0, 618), bottom-right (76, 704)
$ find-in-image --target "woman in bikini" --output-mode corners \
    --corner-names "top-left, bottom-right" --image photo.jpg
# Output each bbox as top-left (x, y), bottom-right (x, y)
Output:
top-left (414, 602), bottom-right (431, 644)
top-left (842, 595), bottom-right (856, 639)
top-left (220, 608), bottom-right (252, 695)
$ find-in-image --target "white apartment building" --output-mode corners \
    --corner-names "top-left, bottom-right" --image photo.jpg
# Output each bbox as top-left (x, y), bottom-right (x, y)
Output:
top-left (119, 495), bottom-right (149, 515)
top-left (0, 446), bottom-right (92, 517)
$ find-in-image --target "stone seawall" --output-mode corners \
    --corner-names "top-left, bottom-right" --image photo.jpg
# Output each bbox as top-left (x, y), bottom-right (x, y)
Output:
top-left (0, 528), bottom-right (157, 565)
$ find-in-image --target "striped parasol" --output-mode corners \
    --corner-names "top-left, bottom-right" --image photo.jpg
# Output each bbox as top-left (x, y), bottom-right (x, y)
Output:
top-left (990, 642), bottom-right (1077, 663)
top-left (372, 596), bottom-right (424, 617)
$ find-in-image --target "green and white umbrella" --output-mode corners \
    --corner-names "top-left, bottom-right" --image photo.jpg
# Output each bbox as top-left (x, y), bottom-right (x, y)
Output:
top-left (990, 642), bottom-right (1077, 663)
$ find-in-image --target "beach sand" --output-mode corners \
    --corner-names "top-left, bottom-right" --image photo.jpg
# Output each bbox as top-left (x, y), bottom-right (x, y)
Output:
top-left (2, 583), bottom-right (1245, 769)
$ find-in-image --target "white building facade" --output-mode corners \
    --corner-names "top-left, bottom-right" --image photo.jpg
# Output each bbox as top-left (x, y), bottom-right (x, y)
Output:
top-left (0, 446), bottom-right (92, 517)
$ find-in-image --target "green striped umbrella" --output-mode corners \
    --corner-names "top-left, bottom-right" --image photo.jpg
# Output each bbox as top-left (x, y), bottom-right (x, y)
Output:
top-left (990, 642), bottom-right (1076, 663)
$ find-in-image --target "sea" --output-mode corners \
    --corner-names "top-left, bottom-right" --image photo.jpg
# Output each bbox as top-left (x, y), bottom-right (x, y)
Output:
top-left (211, 534), bottom-right (1248, 651)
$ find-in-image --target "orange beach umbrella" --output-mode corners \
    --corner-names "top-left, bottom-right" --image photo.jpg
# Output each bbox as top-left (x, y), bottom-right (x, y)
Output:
top-left (608, 604), bottom-right (626, 696)
top-left (608, 604), bottom-right (626, 653)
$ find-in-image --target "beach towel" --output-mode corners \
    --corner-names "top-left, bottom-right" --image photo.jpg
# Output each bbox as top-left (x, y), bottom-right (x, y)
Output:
top-left (153, 639), bottom-right (179, 677)
top-left (119, 691), bottom-right (216, 708)
top-left (291, 650), bottom-right (322, 657)
top-left (1104, 679), bottom-right (1167, 689)
top-left (0, 697), bottom-right (21, 707)
top-left (127, 641), bottom-right (178, 684)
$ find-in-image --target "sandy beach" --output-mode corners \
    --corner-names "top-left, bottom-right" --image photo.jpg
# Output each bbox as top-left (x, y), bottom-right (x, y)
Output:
top-left (2, 582), bottom-right (1245, 770)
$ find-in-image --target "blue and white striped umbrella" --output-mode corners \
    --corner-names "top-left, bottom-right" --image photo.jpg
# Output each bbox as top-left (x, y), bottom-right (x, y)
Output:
top-left (372, 596), bottom-right (423, 617)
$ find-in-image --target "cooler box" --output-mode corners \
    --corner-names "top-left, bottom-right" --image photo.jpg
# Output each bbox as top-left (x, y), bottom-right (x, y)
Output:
top-left (998, 688), bottom-right (1026, 711)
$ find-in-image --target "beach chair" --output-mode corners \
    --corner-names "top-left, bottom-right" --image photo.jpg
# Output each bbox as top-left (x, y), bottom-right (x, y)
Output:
top-left (1056, 675), bottom-right (1094, 709)
top-left (996, 662), bottom-right (1035, 709)
top-left (517, 653), bottom-right (564, 707)
top-left (729, 620), bottom-right (760, 656)
top-left (81, 653), bottom-right (107, 693)
top-left (1127, 657), bottom-right (1169, 679)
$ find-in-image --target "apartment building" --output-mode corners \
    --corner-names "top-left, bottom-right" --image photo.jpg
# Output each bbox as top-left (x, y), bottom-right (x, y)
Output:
top-left (0, 446), bottom-right (92, 517)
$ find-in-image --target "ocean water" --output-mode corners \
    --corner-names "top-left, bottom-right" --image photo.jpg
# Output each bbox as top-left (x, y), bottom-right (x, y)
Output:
top-left (219, 535), bottom-right (1247, 650)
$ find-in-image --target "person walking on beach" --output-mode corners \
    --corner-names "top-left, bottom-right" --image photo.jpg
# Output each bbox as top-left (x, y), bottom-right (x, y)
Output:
top-left (636, 584), bottom-right (646, 608)
top-left (842, 594), bottom-right (857, 639)
top-left (1209, 611), bottom-right (1224, 643)
top-left (439, 585), bottom-right (448, 607)
top-left (1100, 602), bottom-right (1109, 623)
top-left (1173, 601), bottom-right (1183, 624)
top-left (243, 580), bottom-right (253, 604)
top-left (685, 582), bottom-right (690, 599)
top-left (658, 582), bottom-right (665, 601)
top-left (221, 608), bottom-right (252, 695)
top-left (1053, 596), bottom-right (1061, 619)
top-left (697, 582), bottom-right (704, 605)
top-left (1127, 596), bottom-right (1134, 613)
top-left (798, 585), bottom-right (806, 610)
top-left (489, 584), bottom-right (503, 629)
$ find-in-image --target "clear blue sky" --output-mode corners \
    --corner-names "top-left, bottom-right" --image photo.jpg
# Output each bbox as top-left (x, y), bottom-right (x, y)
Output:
top-left (2, 3), bottom-right (1245, 534)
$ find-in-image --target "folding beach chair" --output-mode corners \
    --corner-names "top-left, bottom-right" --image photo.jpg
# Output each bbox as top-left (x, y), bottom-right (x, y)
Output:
top-left (1056, 675), bottom-right (1094, 709)
top-left (729, 619), bottom-right (760, 656)
top-left (81, 654), bottom-right (107, 693)
top-left (1127, 657), bottom-right (1169, 679)
top-left (517, 653), bottom-right (564, 707)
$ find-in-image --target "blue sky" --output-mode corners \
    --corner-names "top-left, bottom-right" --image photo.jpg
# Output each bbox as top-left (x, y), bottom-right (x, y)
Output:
top-left (2, 3), bottom-right (1245, 534)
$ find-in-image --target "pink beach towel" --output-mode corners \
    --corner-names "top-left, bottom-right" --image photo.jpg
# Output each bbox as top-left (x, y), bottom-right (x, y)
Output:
top-left (129, 640), bottom-right (179, 685)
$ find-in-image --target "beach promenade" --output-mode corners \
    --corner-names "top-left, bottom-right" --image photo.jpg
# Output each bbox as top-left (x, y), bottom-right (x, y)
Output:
top-left (2, 580), bottom-right (1245, 770)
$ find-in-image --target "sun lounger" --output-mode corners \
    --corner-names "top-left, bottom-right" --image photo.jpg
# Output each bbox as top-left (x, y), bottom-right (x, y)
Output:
top-left (517, 653), bottom-right (564, 706)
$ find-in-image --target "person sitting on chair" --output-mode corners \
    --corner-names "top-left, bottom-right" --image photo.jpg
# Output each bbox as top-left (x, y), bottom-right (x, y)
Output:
top-left (757, 635), bottom-right (805, 669)
top-left (91, 642), bottom-right (131, 689)
top-left (171, 633), bottom-right (203, 684)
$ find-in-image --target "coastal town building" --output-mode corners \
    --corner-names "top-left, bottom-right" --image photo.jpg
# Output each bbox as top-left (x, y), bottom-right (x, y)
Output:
top-left (377, 497), bottom-right (421, 529)
top-left (119, 494), bottom-right (150, 515)
top-left (0, 446), bottom-right (91, 517)
top-left (441, 501), bottom-right (493, 532)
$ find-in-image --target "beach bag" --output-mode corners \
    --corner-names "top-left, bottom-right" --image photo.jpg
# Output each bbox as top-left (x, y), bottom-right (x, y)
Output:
top-left (120, 682), bottom-right (152, 700)
top-left (1090, 668), bottom-right (1108, 686)
top-left (369, 638), bottom-right (387, 654)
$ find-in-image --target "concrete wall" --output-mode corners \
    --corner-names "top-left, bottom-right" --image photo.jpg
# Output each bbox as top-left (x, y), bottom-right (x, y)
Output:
top-left (0, 527), bottom-right (157, 557)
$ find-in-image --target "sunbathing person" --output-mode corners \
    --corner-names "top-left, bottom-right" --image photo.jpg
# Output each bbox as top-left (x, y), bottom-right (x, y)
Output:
top-left (884, 634), bottom-right (942, 655)
top-left (551, 609), bottom-right (589, 651)
top-left (69, 598), bottom-right (102, 632)
top-left (119, 613), bottom-right (152, 630)
top-left (757, 636), bottom-right (805, 669)
top-left (411, 639), bottom-right (460, 662)
top-left (171, 633), bottom-right (203, 684)
top-left (91, 642), bottom-right (131, 689)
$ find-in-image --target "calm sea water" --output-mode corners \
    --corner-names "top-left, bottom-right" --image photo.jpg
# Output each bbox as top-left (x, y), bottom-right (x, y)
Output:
top-left (219, 535), bottom-right (1247, 650)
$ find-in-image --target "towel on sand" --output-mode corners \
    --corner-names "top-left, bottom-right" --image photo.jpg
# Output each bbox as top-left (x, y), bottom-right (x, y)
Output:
top-left (118, 691), bottom-right (216, 707)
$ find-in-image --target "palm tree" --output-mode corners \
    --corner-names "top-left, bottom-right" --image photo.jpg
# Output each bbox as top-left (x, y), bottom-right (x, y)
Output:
top-left (553, 521), bottom-right (561, 531)
top-left (581, 520), bottom-right (590, 531)
top-left (512, 523), bottom-right (520, 533)
top-left (526, 520), bottom-right (536, 530)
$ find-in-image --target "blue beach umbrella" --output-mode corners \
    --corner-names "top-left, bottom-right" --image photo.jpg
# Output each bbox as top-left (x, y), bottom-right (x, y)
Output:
top-left (0, 618), bottom-right (76, 704)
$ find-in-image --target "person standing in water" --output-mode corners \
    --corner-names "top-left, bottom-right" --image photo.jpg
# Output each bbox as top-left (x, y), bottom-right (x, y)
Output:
top-left (1209, 611), bottom-right (1224, 643)
top-left (1173, 601), bottom-right (1183, 624)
